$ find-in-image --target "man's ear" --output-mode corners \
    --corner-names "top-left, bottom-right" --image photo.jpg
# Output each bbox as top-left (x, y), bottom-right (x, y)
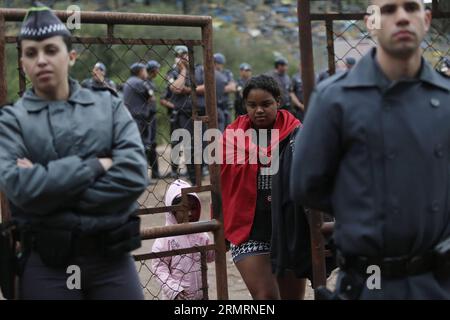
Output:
top-left (424, 8), bottom-right (432, 33)
top-left (69, 50), bottom-right (77, 67)
top-left (364, 13), bottom-right (378, 39)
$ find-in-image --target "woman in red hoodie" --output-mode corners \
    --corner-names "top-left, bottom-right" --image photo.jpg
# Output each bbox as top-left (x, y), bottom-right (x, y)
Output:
top-left (221, 75), bottom-right (301, 299)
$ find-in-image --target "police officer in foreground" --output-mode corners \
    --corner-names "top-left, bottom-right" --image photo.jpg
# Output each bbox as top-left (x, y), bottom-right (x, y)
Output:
top-left (292, 0), bottom-right (450, 299)
top-left (0, 2), bottom-right (147, 299)
top-left (81, 62), bottom-right (116, 92)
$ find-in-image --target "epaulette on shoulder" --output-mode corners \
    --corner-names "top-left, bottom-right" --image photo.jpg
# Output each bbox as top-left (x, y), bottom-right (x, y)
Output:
top-left (437, 69), bottom-right (450, 79)
top-left (0, 101), bottom-right (14, 108)
top-left (91, 85), bottom-right (119, 97)
top-left (315, 71), bottom-right (347, 92)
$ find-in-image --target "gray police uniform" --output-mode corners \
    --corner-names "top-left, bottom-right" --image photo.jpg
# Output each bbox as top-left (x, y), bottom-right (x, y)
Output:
top-left (291, 72), bottom-right (304, 121)
top-left (161, 86), bottom-right (178, 175)
top-left (195, 66), bottom-right (230, 132)
top-left (220, 69), bottom-right (235, 130)
top-left (81, 77), bottom-right (116, 92)
top-left (292, 48), bottom-right (450, 299)
top-left (123, 75), bottom-right (155, 151)
top-left (144, 78), bottom-right (160, 176)
top-left (167, 67), bottom-right (199, 185)
top-left (0, 79), bottom-right (148, 299)
top-left (267, 70), bottom-right (292, 110)
top-left (144, 78), bottom-right (158, 146)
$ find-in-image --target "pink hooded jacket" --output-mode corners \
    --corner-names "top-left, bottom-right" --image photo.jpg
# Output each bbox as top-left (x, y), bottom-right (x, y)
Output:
top-left (151, 179), bottom-right (215, 300)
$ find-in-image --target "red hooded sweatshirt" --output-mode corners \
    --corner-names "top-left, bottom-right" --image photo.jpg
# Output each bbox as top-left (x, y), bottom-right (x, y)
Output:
top-left (220, 109), bottom-right (300, 245)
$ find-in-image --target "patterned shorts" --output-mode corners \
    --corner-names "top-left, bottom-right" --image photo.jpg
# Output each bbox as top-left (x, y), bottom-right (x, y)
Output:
top-left (230, 240), bottom-right (271, 263)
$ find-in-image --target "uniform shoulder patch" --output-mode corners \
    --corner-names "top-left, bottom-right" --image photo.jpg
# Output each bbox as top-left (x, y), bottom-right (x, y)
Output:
top-left (91, 85), bottom-right (119, 97)
top-left (437, 69), bottom-right (450, 79)
top-left (315, 71), bottom-right (347, 92)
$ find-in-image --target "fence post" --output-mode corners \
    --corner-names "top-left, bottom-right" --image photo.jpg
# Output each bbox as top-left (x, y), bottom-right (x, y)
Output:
top-left (202, 18), bottom-right (228, 300)
top-left (308, 210), bottom-right (327, 290)
top-left (0, 13), bottom-right (11, 224)
top-left (325, 17), bottom-right (336, 76)
top-left (297, 0), bottom-right (316, 111)
top-left (298, 0), bottom-right (328, 299)
top-left (201, 251), bottom-right (209, 300)
top-left (0, 14), bottom-right (7, 107)
top-left (187, 44), bottom-right (203, 186)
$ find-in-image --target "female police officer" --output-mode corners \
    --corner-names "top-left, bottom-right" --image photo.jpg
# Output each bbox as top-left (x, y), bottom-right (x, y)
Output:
top-left (0, 3), bottom-right (148, 299)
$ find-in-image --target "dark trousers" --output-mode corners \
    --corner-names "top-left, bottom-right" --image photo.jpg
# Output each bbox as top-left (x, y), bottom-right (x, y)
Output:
top-left (134, 116), bottom-right (153, 150)
top-left (217, 105), bottom-right (229, 132)
top-left (146, 116), bottom-right (160, 176)
top-left (20, 251), bottom-right (144, 300)
top-left (169, 111), bottom-right (179, 175)
top-left (135, 115), bottom-right (159, 176)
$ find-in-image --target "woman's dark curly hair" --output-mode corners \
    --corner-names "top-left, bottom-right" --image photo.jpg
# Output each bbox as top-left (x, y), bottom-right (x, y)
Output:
top-left (242, 74), bottom-right (281, 102)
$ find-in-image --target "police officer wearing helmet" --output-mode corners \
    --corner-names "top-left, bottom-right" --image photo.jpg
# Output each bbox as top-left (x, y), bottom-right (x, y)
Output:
top-left (214, 53), bottom-right (237, 129)
top-left (81, 61), bottom-right (117, 93)
top-left (166, 45), bottom-right (200, 185)
top-left (292, 0), bottom-right (450, 299)
top-left (0, 2), bottom-right (148, 299)
top-left (234, 63), bottom-right (252, 116)
top-left (123, 62), bottom-right (156, 168)
top-left (267, 57), bottom-right (292, 114)
top-left (344, 57), bottom-right (356, 70)
top-left (196, 53), bottom-right (236, 132)
top-left (145, 60), bottom-right (165, 179)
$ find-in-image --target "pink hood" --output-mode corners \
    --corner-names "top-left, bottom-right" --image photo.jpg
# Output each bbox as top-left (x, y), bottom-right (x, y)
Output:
top-left (164, 179), bottom-right (201, 225)
top-left (152, 179), bottom-right (214, 300)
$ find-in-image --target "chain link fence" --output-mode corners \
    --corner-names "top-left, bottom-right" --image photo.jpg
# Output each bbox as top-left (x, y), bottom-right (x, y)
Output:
top-left (135, 244), bottom-right (214, 300)
top-left (0, 8), bottom-right (228, 300)
top-left (310, 10), bottom-right (449, 79)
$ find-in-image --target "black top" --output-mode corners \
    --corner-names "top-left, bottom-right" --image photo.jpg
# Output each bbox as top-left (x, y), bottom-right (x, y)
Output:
top-left (249, 166), bottom-right (272, 242)
top-left (270, 127), bottom-right (313, 279)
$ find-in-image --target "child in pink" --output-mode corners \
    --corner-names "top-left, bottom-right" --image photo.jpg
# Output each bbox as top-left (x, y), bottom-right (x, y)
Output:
top-left (151, 179), bottom-right (215, 300)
